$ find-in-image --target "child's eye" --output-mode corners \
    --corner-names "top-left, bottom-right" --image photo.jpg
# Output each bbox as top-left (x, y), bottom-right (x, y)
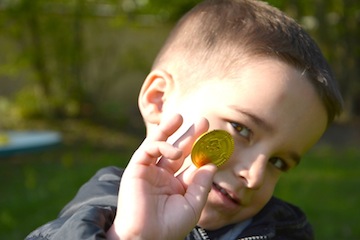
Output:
top-left (269, 157), bottom-right (289, 172)
top-left (230, 122), bottom-right (252, 140)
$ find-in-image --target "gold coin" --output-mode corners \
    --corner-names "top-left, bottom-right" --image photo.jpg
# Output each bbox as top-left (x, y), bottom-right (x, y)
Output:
top-left (191, 130), bottom-right (234, 168)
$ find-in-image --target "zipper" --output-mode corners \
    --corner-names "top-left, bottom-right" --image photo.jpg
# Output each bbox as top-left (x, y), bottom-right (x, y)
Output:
top-left (196, 227), bottom-right (268, 240)
top-left (197, 227), bottom-right (211, 240)
top-left (239, 236), bottom-right (269, 240)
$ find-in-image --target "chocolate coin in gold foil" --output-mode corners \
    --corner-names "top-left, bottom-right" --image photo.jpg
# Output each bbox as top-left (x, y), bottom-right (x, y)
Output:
top-left (191, 130), bottom-right (234, 167)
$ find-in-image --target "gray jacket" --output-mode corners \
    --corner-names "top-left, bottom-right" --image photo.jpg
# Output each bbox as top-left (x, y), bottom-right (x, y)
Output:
top-left (26, 166), bottom-right (314, 240)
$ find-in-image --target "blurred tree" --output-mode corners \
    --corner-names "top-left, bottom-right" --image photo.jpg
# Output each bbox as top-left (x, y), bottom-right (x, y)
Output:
top-left (0, 0), bottom-right (358, 122)
top-left (267, 0), bottom-right (360, 119)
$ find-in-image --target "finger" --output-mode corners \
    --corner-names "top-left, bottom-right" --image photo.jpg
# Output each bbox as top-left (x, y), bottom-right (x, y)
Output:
top-left (127, 113), bottom-right (183, 167)
top-left (157, 117), bottom-right (209, 173)
top-left (183, 164), bottom-right (217, 217)
top-left (176, 162), bottom-right (217, 186)
top-left (130, 141), bottom-right (183, 166)
top-left (147, 113), bottom-right (183, 142)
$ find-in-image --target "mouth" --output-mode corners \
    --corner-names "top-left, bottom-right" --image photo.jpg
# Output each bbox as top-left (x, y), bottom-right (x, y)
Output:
top-left (212, 182), bottom-right (240, 205)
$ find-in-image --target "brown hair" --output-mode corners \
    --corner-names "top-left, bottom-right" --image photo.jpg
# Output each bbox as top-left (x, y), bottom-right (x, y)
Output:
top-left (153, 0), bottom-right (343, 125)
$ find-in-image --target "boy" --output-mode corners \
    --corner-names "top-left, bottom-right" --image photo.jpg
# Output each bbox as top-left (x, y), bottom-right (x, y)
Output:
top-left (27, 0), bottom-right (343, 239)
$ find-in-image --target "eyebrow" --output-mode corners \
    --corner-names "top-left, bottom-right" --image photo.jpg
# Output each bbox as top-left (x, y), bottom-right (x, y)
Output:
top-left (229, 105), bottom-right (301, 165)
top-left (229, 105), bottom-right (274, 133)
top-left (288, 151), bottom-right (301, 166)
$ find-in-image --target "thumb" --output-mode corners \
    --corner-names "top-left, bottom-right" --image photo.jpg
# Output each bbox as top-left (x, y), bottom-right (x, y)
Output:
top-left (184, 164), bottom-right (217, 219)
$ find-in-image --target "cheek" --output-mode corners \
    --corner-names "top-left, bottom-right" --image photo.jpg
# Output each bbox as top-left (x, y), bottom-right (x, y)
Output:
top-left (164, 99), bottom-right (204, 120)
top-left (240, 169), bottom-right (278, 207)
top-left (251, 179), bottom-right (276, 211)
top-left (254, 176), bottom-right (278, 204)
top-left (168, 88), bottom-right (221, 116)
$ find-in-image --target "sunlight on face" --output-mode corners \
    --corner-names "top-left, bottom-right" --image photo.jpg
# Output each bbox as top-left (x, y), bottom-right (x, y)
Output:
top-left (164, 57), bottom-right (328, 229)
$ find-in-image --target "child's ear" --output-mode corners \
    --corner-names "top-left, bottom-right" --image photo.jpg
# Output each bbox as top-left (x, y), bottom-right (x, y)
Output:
top-left (138, 69), bottom-right (174, 125)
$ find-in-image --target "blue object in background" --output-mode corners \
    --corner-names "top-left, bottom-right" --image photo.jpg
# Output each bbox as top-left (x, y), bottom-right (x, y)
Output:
top-left (0, 131), bottom-right (62, 157)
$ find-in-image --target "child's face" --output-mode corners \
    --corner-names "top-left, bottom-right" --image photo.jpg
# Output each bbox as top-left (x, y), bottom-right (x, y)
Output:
top-left (159, 57), bottom-right (328, 229)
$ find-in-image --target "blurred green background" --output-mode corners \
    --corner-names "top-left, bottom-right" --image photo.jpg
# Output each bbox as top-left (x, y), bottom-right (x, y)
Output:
top-left (0, 0), bottom-right (359, 239)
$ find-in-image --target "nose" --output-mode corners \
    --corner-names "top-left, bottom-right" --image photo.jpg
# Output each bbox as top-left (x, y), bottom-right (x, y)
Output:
top-left (234, 152), bottom-right (268, 190)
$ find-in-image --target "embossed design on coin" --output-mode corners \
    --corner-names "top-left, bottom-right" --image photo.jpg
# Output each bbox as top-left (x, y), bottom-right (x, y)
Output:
top-left (191, 130), bottom-right (234, 167)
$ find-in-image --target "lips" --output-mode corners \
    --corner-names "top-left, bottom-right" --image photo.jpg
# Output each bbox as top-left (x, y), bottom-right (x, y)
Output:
top-left (212, 182), bottom-right (240, 205)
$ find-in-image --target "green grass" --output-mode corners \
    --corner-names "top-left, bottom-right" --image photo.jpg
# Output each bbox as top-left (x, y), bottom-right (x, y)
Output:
top-left (0, 144), bottom-right (135, 239)
top-left (1, 143), bottom-right (359, 239)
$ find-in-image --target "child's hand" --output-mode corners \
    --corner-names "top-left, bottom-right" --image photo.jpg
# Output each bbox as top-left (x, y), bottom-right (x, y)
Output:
top-left (107, 114), bottom-right (217, 240)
